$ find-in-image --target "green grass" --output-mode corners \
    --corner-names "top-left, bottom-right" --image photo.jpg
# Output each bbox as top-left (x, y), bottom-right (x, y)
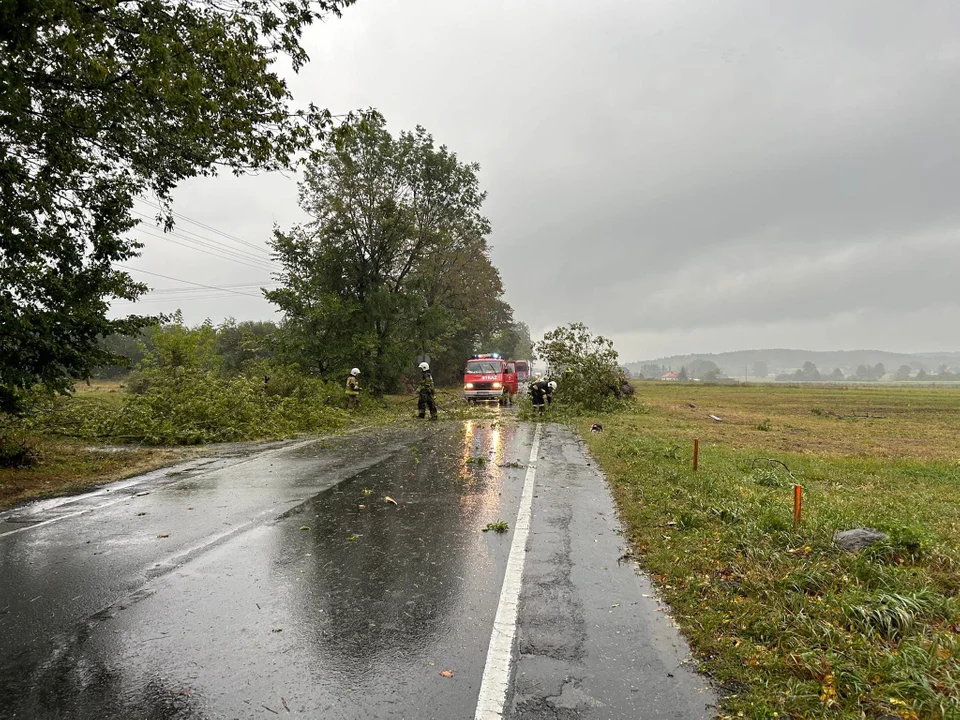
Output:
top-left (582, 383), bottom-right (960, 720)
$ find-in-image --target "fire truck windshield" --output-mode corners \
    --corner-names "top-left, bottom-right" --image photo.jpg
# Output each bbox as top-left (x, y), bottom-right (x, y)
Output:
top-left (465, 361), bottom-right (501, 374)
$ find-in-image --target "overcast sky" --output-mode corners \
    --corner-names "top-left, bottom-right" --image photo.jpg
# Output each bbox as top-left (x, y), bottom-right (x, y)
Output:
top-left (117, 0), bottom-right (960, 362)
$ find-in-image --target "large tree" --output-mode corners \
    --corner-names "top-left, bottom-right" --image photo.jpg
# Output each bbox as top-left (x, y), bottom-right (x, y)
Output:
top-left (0, 0), bottom-right (353, 412)
top-left (268, 111), bottom-right (513, 391)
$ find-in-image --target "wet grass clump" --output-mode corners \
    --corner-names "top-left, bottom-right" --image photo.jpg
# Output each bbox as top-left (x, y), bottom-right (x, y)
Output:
top-left (483, 520), bottom-right (509, 534)
top-left (0, 431), bottom-right (39, 469)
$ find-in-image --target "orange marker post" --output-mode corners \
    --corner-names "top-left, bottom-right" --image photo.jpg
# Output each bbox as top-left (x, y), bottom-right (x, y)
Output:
top-left (793, 484), bottom-right (803, 527)
top-left (693, 438), bottom-right (699, 471)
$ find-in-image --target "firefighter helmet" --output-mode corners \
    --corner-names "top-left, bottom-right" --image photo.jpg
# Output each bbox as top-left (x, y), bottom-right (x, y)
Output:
top-left (350, 368), bottom-right (360, 376)
top-left (548, 381), bottom-right (557, 390)
top-left (419, 362), bottom-right (430, 371)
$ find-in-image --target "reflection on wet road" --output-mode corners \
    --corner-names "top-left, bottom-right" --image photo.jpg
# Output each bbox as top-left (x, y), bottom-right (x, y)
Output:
top-left (0, 420), bottom-right (534, 719)
top-left (0, 419), bottom-right (716, 719)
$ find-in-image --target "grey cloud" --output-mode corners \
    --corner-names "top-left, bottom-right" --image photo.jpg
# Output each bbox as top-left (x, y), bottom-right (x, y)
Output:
top-left (123, 0), bottom-right (960, 359)
top-left (595, 231), bottom-right (960, 333)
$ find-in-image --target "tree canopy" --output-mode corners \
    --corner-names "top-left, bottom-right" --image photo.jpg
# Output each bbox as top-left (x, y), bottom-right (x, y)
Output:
top-left (535, 322), bottom-right (631, 412)
top-left (485, 322), bottom-right (534, 365)
top-left (895, 364), bottom-right (913, 381)
top-left (688, 358), bottom-right (720, 380)
top-left (0, 0), bottom-right (353, 412)
top-left (267, 111), bottom-right (514, 391)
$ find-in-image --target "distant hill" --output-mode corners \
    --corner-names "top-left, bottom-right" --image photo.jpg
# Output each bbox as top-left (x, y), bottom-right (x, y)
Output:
top-left (627, 349), bottom-right (960, 378)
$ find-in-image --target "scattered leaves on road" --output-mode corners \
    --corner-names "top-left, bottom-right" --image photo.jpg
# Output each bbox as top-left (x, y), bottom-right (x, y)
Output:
top-left (361, 489), bottom-right (373, 495)
top-left (385, 496), bottom-right (398, 506)
top-left (440, 670), bottom-right (454, 678)
top-left (299, 525), bottom-right (309, 531)
top-left (157, 534), bottom-right (169, 539)
top-left (347, 534), bottom-right (360, 541)
top-left (483, 520), bottom-right (509, 534)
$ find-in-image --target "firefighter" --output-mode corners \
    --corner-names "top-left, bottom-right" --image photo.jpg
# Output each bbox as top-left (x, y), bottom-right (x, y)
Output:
top-left (345, 367), bottom-right (361, 409)
top-left (546, 380), bottom-right (558, 407)
top-left (417, 362), bottom-right (438, 420)
top-left (530, 376), bottom-right (549, 414)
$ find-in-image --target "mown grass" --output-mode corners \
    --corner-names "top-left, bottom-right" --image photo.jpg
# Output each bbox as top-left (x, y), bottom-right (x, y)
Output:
top-left (582, 383), bottom-right (960, 720)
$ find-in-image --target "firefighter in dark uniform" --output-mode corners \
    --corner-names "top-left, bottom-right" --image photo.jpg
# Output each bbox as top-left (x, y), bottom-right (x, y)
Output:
top-left (345, 367), bottom-right (361, 409)
top-left (530, 376), bottom-right (549, 414)
top-left (418, 362), bottom-right (438, 420)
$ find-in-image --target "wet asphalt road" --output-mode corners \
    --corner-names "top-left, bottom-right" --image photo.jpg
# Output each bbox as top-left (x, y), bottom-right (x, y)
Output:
top-left (0, 418), bottom-right (716, 719)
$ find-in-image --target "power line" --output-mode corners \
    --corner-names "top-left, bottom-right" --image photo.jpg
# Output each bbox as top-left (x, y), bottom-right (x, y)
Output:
top-left (165, 224), bottom-right (275, 262)
top-left (143, 281), bottom-right (280, 295)
top-left (137, 198), bottom-right (275, 256)
top-left (114, 285), bottom-right (276, 303)
top-left (133, 227), bottom-right (277, 272)
top-left (116, 265), bottom-right (266, 298)
top-left (130, 211), bottom-right (276, 265)
top-left (131, 210), bottom-right (275, 264)
top-left (113, 293), bottom-right (266, 305)
top-left (134, 289), bottom-right (280, 300)
top-left (134, 229), bottom-right (275, 272)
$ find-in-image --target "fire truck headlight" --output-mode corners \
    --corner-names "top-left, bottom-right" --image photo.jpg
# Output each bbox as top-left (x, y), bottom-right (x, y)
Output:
top-left (464, 383), bottom-right (474, 389)
top-left (492, 382), bottom-right (502, 389)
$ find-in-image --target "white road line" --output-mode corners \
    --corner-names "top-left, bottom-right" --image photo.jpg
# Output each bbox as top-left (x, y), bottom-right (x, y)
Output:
top-left (475, 422), bottom-right (543, 720)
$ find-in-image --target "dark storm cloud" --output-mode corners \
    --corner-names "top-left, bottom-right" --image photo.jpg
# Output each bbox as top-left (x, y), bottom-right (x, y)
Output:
top-left (136, 0), bottom-right (960, 358)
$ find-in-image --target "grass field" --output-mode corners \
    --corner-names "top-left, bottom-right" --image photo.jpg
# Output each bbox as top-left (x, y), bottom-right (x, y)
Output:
top-left (583, 383), bottom-right (960, 719)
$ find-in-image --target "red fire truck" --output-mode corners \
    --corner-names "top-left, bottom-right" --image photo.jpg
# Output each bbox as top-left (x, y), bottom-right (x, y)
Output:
top-left (463, 354), bottom-right (520, 404)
